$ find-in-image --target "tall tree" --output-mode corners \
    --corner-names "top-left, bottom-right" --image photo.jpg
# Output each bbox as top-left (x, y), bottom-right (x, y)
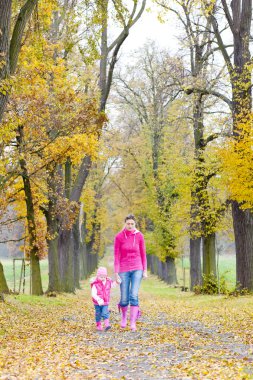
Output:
top-left (114, 44), bottom-right (183, 282)
top-left (0, 0), bottom-right (39, 291)
top-left (206, 0), bottom-right (253, 290)
top-left (57, 0), bottom-right (146, 292)
top-left (157, 0), bottom-right (229, 288)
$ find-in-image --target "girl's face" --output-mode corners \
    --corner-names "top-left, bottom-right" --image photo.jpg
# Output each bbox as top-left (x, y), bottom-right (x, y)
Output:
top-left (125, 219), bottom-right (136, 231)
top-left (97, 274), bottom-right (107, 281)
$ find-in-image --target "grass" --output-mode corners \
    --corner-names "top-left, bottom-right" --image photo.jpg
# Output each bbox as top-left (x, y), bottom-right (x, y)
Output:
top-left (10, 293), bottom-right (74, 306)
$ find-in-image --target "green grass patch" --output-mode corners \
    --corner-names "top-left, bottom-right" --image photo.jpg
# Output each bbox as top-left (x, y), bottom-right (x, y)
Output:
top-left (141, 274), bottom-right (253, 309)
top-left (141, 275), bottom-right (182, 299)
top-left (1, 258), bottom-right (49, 293)
top-left (176, 254), bottom-right (236, 290)
top-left (5, 293), bottom-right (75, 307)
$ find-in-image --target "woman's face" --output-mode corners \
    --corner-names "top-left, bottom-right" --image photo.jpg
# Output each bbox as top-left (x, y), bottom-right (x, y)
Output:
top-left (125, 219), bottom-right (136, 231)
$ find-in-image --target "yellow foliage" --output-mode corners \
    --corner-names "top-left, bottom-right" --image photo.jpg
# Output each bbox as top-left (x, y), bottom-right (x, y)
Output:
top-left (218, 116), bottom-right (253, 208)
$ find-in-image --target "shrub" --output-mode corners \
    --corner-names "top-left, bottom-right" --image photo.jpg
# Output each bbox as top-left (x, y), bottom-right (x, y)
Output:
top-left (193, 272), bottom-right (228, 295)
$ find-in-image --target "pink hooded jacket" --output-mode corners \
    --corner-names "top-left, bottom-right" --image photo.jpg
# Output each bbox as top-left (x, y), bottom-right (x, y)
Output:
top-left (114, 228), bottom-right (147, 273)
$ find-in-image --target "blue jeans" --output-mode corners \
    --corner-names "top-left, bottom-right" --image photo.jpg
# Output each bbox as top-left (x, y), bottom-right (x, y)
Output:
top-left (119, 270), bottom-right (143, 307)
top-left (94, 305), bottom-right (110, 322)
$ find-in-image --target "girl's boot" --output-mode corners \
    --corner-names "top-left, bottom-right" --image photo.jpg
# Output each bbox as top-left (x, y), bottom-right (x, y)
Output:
top-left (104, 319), bottom-right (111, 331)
top-left (118, 304), bottom-right (128, 328)
top-left (130, 306), bottom-right (139, 331)
top-left (96, 321), bottom-right (103, 331)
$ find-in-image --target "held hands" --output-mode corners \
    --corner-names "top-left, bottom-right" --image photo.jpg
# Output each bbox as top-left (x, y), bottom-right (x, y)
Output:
top-left (143, 270), bottom-right (148, 279)
top-left (115, 273), bottom-right (122, 284)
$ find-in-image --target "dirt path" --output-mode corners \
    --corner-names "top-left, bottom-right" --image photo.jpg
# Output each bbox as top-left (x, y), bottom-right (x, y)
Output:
top-left (1, 251), bottom-right (253, 379)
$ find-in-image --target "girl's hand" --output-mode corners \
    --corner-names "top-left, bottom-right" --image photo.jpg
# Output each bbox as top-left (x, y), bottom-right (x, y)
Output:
top-left (97, 298), bottom-right (104, 306)
top-left (143, 270), bottom-right (148, 279)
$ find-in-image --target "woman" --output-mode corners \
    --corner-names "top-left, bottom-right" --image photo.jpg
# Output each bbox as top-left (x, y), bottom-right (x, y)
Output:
top-left (114, 214), bottom-right (147, 331)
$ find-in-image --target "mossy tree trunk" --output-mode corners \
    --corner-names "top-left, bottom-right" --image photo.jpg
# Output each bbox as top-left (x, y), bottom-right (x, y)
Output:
top-left (202, 233), bottom-right (216, 277)
top-left (17, 126), bottom-right (43, 295)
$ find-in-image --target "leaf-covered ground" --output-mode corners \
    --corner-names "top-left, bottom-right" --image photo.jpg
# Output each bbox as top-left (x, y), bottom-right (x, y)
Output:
top-left (1, 255), bottom-right (253, 379)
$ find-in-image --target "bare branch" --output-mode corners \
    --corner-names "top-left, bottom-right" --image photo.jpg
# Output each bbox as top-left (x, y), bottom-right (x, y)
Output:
top-left (108, 0), bottom-right (146, 52)
top-left (221, 0), bottom-right (235, 34)
top-left (0, 236), bottom-right (26, 244)
top-left (184, 86), bottom-right (232, 109)
top-left (208, 11), bottom-right (233, 74)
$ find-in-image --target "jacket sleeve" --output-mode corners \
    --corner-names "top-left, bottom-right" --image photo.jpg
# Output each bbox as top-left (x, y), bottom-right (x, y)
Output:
top-left (114, 235), bottom-right (120, 273)
top-left (139, 233), bottom-right (147, 271)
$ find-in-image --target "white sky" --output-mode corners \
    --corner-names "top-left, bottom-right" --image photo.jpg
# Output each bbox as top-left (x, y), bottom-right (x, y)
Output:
top-left (110, 1), bottom-right (180, 60)
top-left (124, 6), bottom-right (179, 52)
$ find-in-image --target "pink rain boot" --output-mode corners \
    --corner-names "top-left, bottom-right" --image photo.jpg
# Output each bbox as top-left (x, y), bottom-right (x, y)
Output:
top-left (96, 321), bottom-right (103, 331)
top-left (118, 304), bottom-right (128, 328)
top-left (104, 319), bottom-right (111, 331)
top-left (130, 306), bottom-right (139, 331)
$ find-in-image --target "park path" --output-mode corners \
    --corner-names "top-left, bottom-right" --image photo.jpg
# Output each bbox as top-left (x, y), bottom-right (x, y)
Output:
top-left (1, 249), bottom-right (253, 379)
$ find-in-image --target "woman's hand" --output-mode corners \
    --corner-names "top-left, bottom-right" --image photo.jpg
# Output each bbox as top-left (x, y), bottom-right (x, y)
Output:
top-left (143, 270), bottom-right (148, 279)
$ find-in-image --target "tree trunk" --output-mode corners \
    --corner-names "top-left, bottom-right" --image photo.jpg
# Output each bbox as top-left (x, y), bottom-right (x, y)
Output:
top-left (157, 260), bottom-right (163, 279)
top-left (190, 237), bottom-right (202, 290)
top-left (73, 220), bottom-right (80, 289)
top-left (47, 236), bottom-right (61, 292)
top-left (166, 256), bottom-right (177, 284)
top-left (80, 240), bottom-right (88, 279)
top-left (30, 248), bottom-right (43, 294)
top-left (154, 256), bottom-right (159, 275)
top-left (58, 228), bottom-right (74, 292)
top-left (230, 0), bottom-right (253, 291)
top-left (162, 261), bottom-right (168, 282)
top-left (79, 209), bottom-right (89, 279)
top-left (232, 204), bottom-right (253, 290)
top-left (0, 262), bottom-right (9, 293)
top-left (45, 165), bottom-right (62, 292)
top-left (202, 233), bottom-right (216, 277)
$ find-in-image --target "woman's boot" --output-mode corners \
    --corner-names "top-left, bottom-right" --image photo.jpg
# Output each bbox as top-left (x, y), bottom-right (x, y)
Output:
top-left (118, 304), bottom-right (128, 328)
top-left (130, 306), bottom-right (139, 331)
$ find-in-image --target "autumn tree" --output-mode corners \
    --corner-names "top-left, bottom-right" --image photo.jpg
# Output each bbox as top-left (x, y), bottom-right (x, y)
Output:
top-left (0, 0), bottom-right (41, 292)
top-left (157, 0), bottom-right (235, 289)
top-left (201, 0), bottom-right (253, 290)
top-left (60, 0), bottom-right (147, 290)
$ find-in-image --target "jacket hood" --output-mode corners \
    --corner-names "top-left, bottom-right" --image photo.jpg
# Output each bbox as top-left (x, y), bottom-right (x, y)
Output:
top-left (122, 228), bottom-right (140, 235)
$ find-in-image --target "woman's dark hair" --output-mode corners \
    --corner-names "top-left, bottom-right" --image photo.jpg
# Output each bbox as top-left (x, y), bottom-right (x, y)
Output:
top-left (125, 214), bottom-right (136, 222)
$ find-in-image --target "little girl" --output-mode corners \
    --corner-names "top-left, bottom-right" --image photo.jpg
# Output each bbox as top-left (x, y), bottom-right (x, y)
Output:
top-left (90, 267), bottom-right (120, 331)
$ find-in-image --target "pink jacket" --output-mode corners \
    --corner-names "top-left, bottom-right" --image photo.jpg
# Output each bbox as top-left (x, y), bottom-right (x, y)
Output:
top-left (114, 228), bottom-right (147, 273)
top-left (90, 278), bottom-right (113, 305)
